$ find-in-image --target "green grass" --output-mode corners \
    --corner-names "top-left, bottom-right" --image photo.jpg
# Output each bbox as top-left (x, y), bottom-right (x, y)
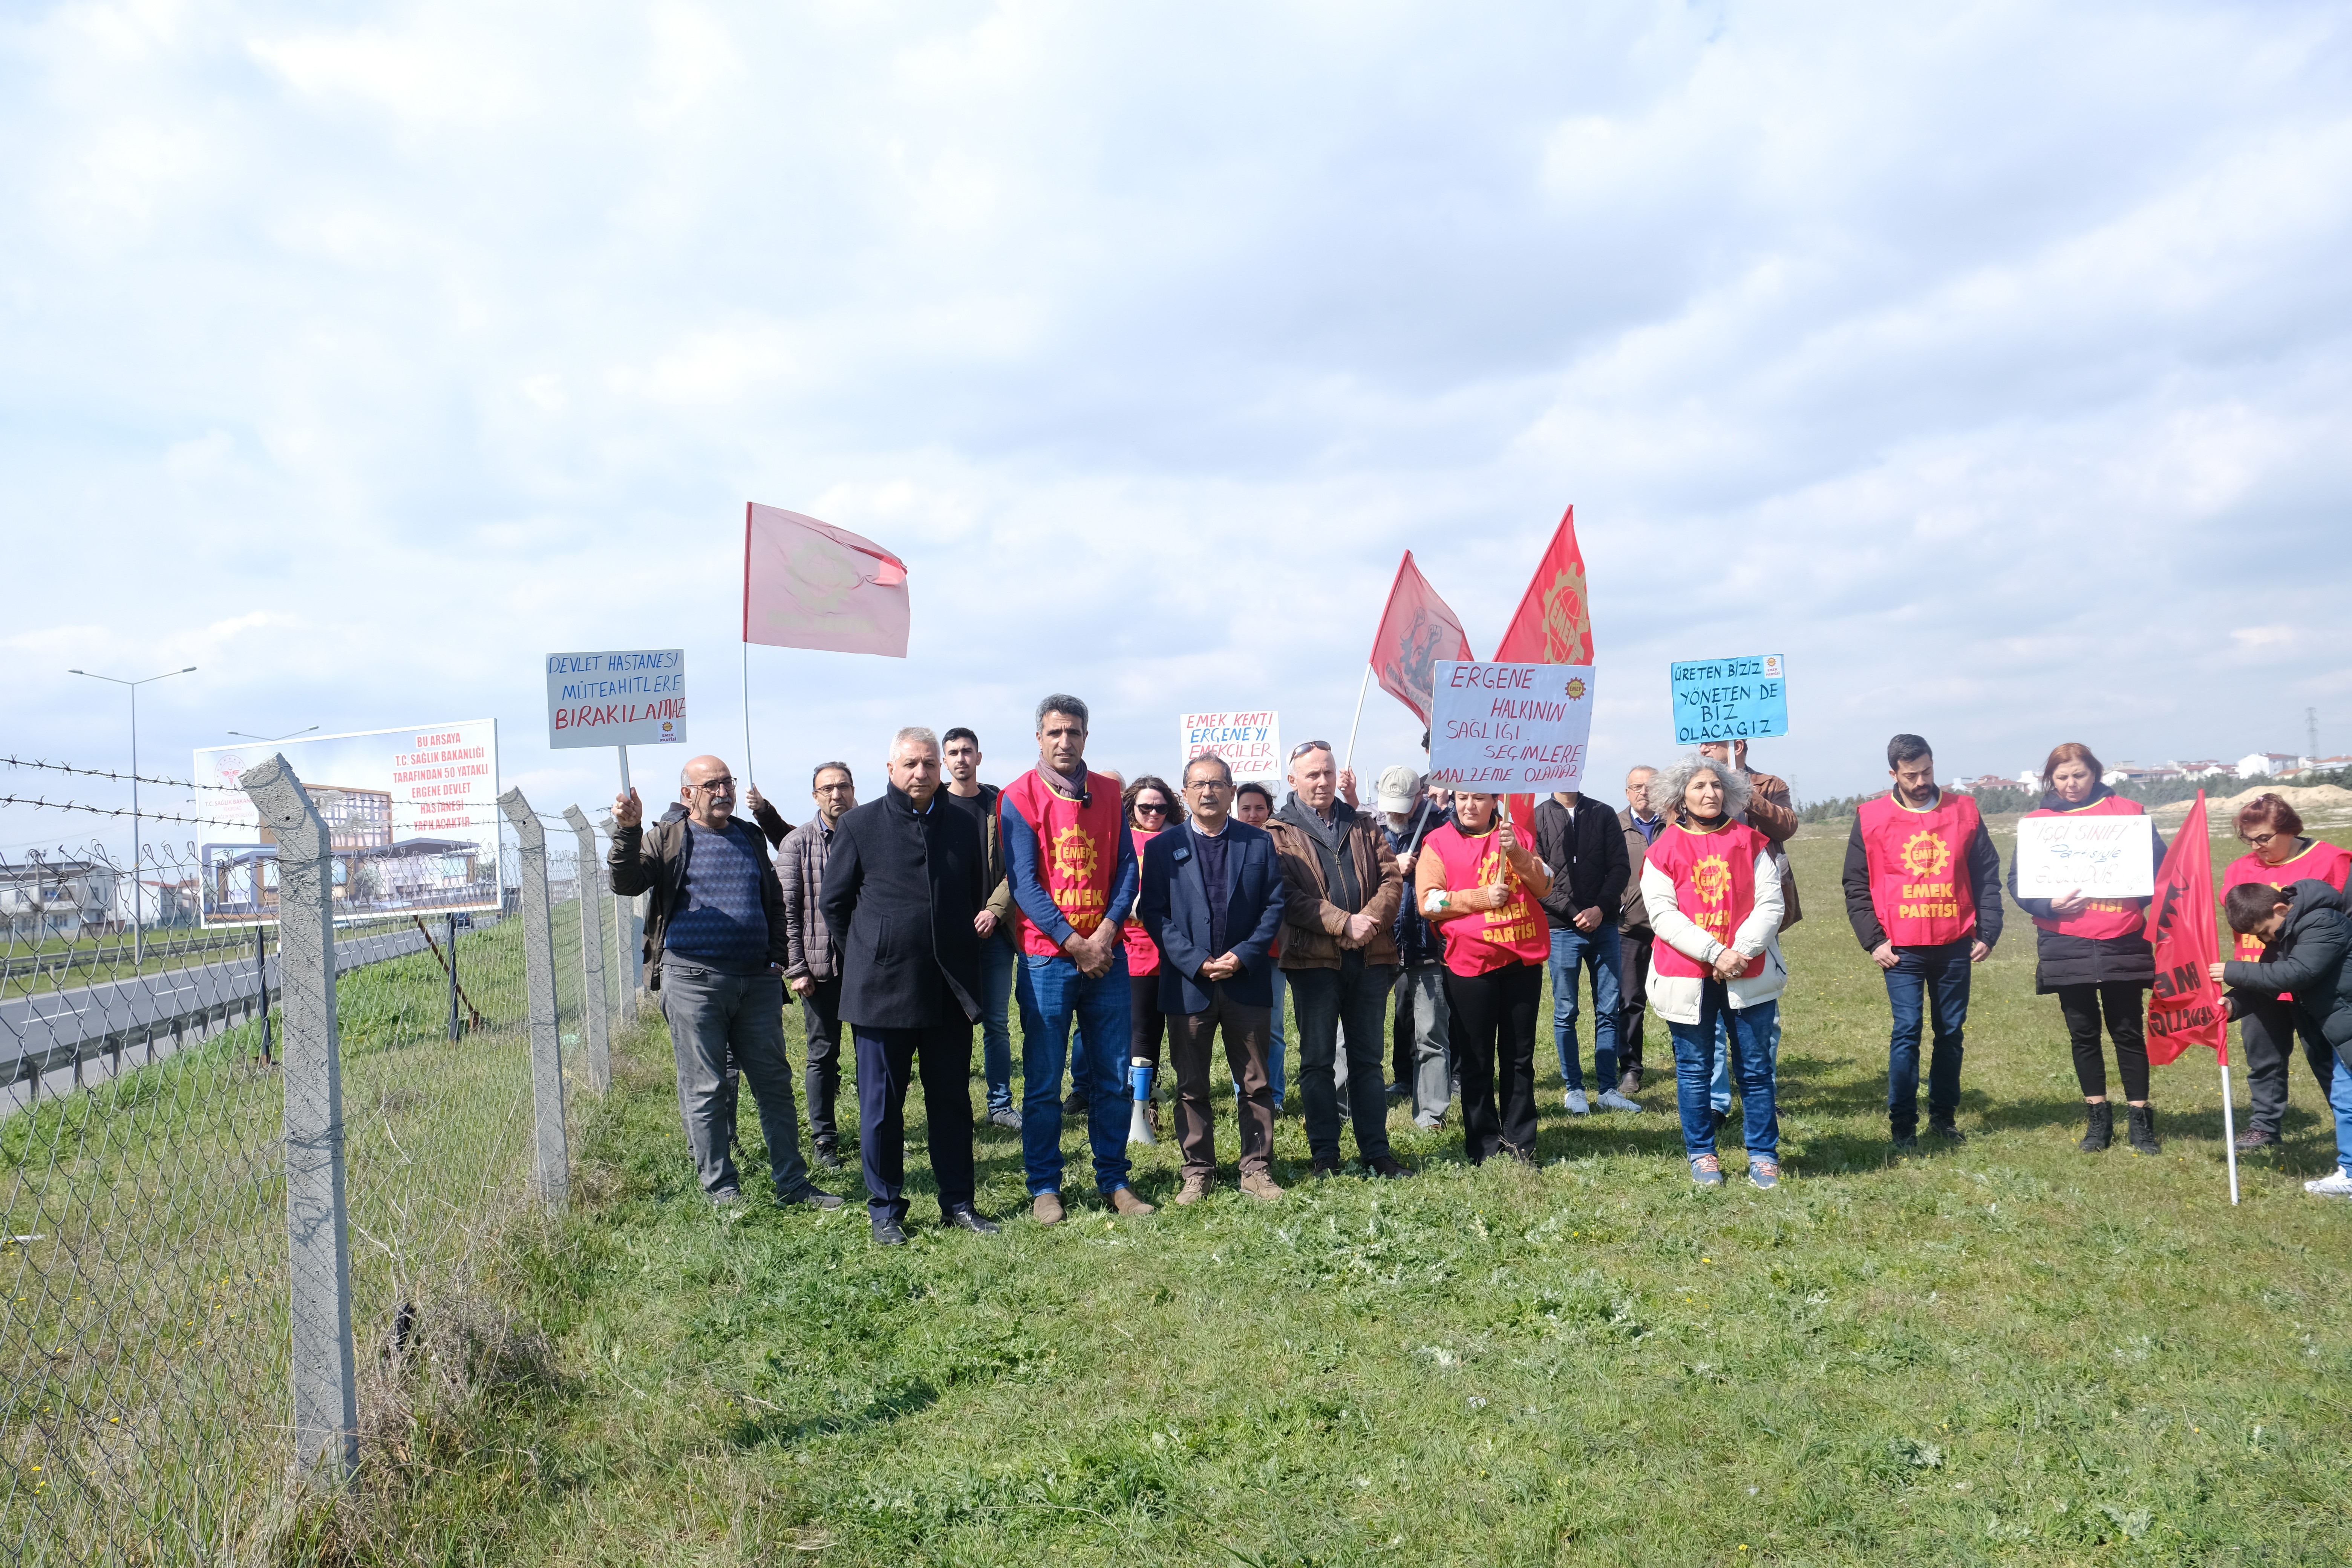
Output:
top-left (306, 828), bottom-right (2352, 1566)
top-left (2, 902), bottom-right (574, 1565)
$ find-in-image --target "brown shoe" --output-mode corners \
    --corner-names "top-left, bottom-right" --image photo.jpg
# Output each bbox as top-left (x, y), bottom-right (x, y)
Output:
top-left (1173, 1174), bottom-right (1212, 1206)
top-left (1109, 1186), bottom-right (1156, 1217)
top-left (1032, 1192), bottom-right (1065, 1226)
top-left (1239, 1171), bottom-right (1285, 1202)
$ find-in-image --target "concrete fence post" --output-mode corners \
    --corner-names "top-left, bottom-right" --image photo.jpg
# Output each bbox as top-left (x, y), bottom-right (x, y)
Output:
top-left (497, 788), bottom-right (570, 1211)
top-left (562, 806), bottom-right (611, 1093)
top-left (240, 753), bottom-right (358, 1482)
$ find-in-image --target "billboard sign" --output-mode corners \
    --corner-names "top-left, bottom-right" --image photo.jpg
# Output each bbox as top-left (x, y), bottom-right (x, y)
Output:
top-left (193, 720), bottom-right (501, 926)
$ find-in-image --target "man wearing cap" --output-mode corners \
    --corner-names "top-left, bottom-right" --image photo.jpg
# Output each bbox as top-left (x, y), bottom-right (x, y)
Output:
top-left (1376, 764), bottom-right (1453, 1129)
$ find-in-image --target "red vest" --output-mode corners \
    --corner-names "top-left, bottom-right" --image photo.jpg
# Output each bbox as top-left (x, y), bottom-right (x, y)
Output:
top-left (1001, 769), bottom-right (1126, 960)
top-left (2223, 838), bottom-right (2352, 965)
top-left (1423, 820), bottom-right (1548, 976)
top-left (2024, 794), bottom-right (2149, 941)
top-left (1857, 790), bottom-right (1983, 947)
top-left (1122, 827), bottom-right (1162, 975)
top-left (1645, 820), bottom-right (1770, 979)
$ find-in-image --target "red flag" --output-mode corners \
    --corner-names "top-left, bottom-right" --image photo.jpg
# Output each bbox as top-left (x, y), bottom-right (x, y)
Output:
top-left (1492, 504), bottom-right (1594, 825)
top-left (2145, 791), bottom-right (2230, 1066)
top-left (743, 502), bottom-right (910, 657)
top-left (1368, 551), bottom-right (1472, 725)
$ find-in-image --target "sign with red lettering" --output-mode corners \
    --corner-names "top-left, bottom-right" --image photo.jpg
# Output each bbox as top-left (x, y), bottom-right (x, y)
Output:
top-left (193, 719), bottom-right (503, 926)
top-left (545, 649), bottom-right (687, 749)
top-left (1181, 710), bottom-right (1283, 783)
top-left (1427, 660), bottom-right (1596, 794)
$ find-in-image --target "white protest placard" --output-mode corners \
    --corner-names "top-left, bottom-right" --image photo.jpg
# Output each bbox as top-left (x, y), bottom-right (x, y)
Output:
top-left (1428, 661), bottom-right (1596, 793)
top-left (1181, 710), bottom-right (1282, 783)
top-left (545, 649), bottom-right (688, 749)
top-left (2014, 814), bottom-right (2156, 900)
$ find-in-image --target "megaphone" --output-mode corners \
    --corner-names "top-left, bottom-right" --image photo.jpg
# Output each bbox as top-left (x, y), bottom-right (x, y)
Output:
top-left (1126, 1057), bottom-right (1156, 1146)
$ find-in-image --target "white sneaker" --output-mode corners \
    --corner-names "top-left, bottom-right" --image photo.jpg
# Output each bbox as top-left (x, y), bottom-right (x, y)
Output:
top-left (1563, 1089), bottom-right (1591, 1115)
top-left (1597, 1089), bottom-right (1643, 1113)
top-left (2303, 1168), bottom-right (2352, 1199)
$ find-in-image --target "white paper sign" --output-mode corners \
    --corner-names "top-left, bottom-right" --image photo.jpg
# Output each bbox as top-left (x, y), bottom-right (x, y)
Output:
top-left (545, 649), bottom-right (687, 749)
top-left (1181, 710), bottom-right (1282, 783)
top-left (2014, 814), bottom-right (2155, 899)
top-left (1427, 661), bottom-right (1596, 793)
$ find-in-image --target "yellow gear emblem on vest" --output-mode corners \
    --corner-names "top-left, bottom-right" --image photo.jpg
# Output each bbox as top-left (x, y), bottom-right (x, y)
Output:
top-left (1900, 829), bottom-right (1952, 878)
top-left (1050, 824), bottom-right (1099, 884)
top-left (1692, 854), bottom-right (1732, 905)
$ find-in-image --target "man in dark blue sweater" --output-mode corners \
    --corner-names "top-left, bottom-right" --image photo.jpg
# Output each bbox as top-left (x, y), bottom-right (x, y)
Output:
top-left (609, 754), bottom-right (842, 1210)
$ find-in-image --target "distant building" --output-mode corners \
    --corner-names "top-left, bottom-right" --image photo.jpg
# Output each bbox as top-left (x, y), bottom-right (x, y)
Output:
top-left (2236, 752), bottom-right (2303, 779)
top-left (2171, 760), bottom-right (2230, 780)
top-left (0, 858), bottom-right (122, 939)
top-left (2105, 761), bottom-right (2183, 785)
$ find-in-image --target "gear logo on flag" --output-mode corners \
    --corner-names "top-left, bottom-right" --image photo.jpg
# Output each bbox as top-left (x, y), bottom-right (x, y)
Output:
top-left (1900, 831), bottom-right (1952, 878)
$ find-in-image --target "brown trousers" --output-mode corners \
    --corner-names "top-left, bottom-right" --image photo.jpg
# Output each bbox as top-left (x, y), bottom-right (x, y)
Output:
top-left (1168, 988), bottom-right (1275, 1178)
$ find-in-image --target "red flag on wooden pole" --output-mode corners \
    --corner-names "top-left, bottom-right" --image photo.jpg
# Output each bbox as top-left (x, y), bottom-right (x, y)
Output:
top-left (1491, 505), bottom-right (1594, 829)
top-left (1367, 550), bottom-right (1472, 726)
top-left (2144, 791), bottom-right (2240, 1203)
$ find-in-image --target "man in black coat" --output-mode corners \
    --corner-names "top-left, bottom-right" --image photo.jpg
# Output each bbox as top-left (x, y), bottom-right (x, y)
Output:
top-left (2215, 878), bottom-right (2352, 1199)
top-left (819, 726), bottom-right (999, 1244)
top-left (1534, 786), bottom-right (1635, 1114)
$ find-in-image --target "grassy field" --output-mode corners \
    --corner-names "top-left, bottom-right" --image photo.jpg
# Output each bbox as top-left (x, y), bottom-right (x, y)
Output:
top-left (302, 822), bottom-right (2352, 1566)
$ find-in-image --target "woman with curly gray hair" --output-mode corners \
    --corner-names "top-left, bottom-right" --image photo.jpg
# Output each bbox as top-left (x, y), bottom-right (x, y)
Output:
top-left (1640, 753), bottom-right (1788, 1188)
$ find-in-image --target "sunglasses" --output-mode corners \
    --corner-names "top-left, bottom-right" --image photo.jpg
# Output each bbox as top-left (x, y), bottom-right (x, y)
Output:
top-left (1289, 740), bottom-right (1334, 760)
top-left (1134, 801), bottom-right (1170, 816)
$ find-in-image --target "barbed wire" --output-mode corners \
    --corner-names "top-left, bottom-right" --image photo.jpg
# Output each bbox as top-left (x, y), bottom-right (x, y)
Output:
top-left (0, 755), bottom-right (244, 792)
top-left (0, 794), bottom-right (527, 834)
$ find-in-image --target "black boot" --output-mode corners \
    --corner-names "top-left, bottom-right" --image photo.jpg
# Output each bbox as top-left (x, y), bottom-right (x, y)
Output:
top-left (2078, 1101), bottom-right (2112, 1153)
top-left (2127, 1103), bottom-right (2160, 1155)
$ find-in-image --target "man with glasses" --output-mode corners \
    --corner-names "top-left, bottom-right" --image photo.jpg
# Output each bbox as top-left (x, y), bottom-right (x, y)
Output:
top-left (942, 727), bottom-right (1020, 1130)
top-left (1001, 694), bottom-right (1152, 1223)
top-left (1267, 740), bottom-right (1412, 1180)
top-left (779, 762), bottom-right (858, 1168)
top-left (1141, 755), bottom-right (1289, 1202)
top-left (609, 755), bottom-right (843, 1210)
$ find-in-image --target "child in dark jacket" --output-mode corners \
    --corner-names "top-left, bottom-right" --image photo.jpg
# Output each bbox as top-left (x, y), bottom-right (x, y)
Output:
top-left (2217, 878), bottom-right (2352, 1198)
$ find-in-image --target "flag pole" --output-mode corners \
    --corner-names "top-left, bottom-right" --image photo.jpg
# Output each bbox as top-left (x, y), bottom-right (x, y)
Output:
top-left (616, 745), bottom-right (631, 799)
top-left (741, 638), bottom-right (753, 784)
top-left (1341, 666), bottom-right (1372, 775)
top-left (2219, 1061), bottom-right (2240, 1205)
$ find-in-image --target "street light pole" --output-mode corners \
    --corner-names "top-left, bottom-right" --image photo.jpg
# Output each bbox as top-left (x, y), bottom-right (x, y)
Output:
top-left (68, 665), bottom-right (197, 963)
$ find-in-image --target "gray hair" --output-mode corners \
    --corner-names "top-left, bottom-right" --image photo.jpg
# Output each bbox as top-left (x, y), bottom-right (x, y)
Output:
top-left (811, 760), bottom-right (853, 787)
top-left (1651, 752), bottom-right (1753, 822)
top-left (891, 726), bottom-right (940, 757)
top-left (1036, 693), bottom-right (1089, 729)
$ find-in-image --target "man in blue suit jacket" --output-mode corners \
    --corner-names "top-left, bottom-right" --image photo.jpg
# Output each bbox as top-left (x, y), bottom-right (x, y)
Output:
top-left (1140, 755), bottom-right (1289, 1204)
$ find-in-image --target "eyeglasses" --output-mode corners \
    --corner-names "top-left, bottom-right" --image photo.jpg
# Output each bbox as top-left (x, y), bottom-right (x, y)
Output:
top-left (813, 781), bottom-right (854, 794)
top-left (688, 776), bottom-right (736, 793)
top-left (1289, 740), bottom-right (1333, 760)
top-left (2246, 831), bottom-right (2280, 848)
top-left (1188, 778), bottom-right (1233, 792)
top-left (1134, 801), bottom-right (1170, 816)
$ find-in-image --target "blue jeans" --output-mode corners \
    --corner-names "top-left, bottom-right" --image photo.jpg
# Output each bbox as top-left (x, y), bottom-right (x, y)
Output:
top-left (1709, 1009), bottom-right (1779, 1114)
top-left (977, 931), bottom-right (1017, 1114)
top-left (2329, 1051), bottom-right (2352, 1176)
top-left (1017, 949), bottom-right (1135, 1196)
top-left (1884, 942), bottom-right (1972, 1132)
top-left (1667, 983), bottom-right (1779, 1162)
top-left (1242, 968), bottom-right (1288, 1108)
top-left (1547, 924), bottom-right (1622, 1091)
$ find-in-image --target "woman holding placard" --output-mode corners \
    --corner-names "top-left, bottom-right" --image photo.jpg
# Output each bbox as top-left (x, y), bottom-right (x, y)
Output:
top-left (2007, 744), bottom-right (2168, 1156)
top-left (1415, 792), bottom-right (1552, 1164)
top-left (1639, 755), bottom-right (1787, 1189)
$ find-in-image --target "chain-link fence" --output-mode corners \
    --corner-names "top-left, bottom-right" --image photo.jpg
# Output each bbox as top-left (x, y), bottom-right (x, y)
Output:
top-left (0, 759), bottom-right (629, 1564)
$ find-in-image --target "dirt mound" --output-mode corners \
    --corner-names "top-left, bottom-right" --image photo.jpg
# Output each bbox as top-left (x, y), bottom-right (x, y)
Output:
top-left (2152, 783), bottom-right (2352, 825)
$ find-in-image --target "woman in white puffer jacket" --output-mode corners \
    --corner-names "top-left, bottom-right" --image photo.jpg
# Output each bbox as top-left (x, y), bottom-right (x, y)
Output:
top-left (1640, 753), bottom-right (1788, 1189)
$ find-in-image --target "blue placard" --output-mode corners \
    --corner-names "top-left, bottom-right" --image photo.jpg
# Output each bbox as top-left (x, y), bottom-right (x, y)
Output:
top-left (1670, 654), bottom-right (1788, 743)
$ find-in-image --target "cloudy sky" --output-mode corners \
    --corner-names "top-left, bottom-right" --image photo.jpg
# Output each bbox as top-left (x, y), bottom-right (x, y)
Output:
top-left (5, 0), bottom-right (2350, 862)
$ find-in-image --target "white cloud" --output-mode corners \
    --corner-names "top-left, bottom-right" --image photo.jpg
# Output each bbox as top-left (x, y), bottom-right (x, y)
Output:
top-left (3, 0), bottom-right (2351, 859)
